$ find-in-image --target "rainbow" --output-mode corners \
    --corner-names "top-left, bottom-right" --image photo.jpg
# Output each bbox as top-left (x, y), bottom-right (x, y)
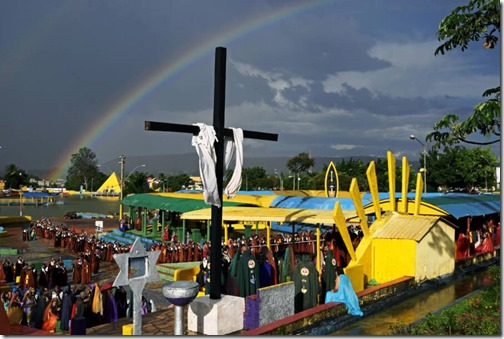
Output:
top-left (48, 0), bottom-right (333, 181)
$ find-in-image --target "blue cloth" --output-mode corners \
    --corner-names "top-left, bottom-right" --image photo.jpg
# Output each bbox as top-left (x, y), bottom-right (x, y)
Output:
top-left (324, 274), bottom-right (363, 316)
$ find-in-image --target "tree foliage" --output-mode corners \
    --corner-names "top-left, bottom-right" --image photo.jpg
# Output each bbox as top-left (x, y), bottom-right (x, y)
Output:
top-left (427, 0), bottom-right (500, 149)
top-left (124, 171), bottom-right (150, 195)
top-left (2, 164), bottom-right (28, 189)
top-left (286, 152), bottom-right (315, 174)
top-left (426, 146), bottom-right (497, 191)
top-left (66, 147), bottom-right (101, 191)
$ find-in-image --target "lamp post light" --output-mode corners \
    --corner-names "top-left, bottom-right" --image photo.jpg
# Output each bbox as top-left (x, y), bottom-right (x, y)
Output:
top-left (410, 135), bottom-right (427, 193)
top-left (297, 176), bottom-right (301, 190)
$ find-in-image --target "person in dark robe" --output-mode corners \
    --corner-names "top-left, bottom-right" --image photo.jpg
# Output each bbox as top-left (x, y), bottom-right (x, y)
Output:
top-left (236, 246), bottom-right (260, 297)
top-left (33, 288), bottom-right (50, 329)
top-left (293, 254), bottom-right (320, 313)
top-left (4, 259), bottom-right (14, 283)
top-left (281, 245), bottom-right (296, 283)
top-left (15, 256), bottom-right (25, 281)
top-left (59, 287), bottom-right (75, 332)
top-left (38, 264), bottom-right (49, 289)
top-left (321, 248), bottom-right (338, 304)
top-left (221, 245), bottom-right (231, 293)
top-left (257, 246), bottom-right (273, 288)
top-left (93, 250), bottom-right (101, 274)
top-left (114, 286), bottom-right (128, 319)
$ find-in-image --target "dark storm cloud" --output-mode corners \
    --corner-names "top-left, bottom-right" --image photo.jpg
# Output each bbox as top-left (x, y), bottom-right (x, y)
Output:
top-left (303, 83), bottom-right (448, 116)
top-left (231, 9), bottom-right (391, 81)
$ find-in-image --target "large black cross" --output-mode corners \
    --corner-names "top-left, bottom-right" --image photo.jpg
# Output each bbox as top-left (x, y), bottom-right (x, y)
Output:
top-left (145, 47), bottom-right (278, 299)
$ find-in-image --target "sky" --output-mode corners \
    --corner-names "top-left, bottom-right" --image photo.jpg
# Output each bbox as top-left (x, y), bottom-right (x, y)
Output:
top-left (0, 0), bottom-right (500, 180)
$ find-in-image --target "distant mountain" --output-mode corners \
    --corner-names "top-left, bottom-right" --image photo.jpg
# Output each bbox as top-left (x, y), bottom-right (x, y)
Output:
top-left (13, 153), bottom-right (420, 179)
top-left (98, 153), bottom-right (400, 176)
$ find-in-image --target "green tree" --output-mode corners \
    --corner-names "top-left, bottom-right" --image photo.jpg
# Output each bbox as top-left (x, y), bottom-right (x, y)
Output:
top-left (336, 158), bottom-right (368, 191)
top-left (66, 147), bottom-right (100, 191)
top-left (124, 171), bottom-right (150, 195)
top-left (2, 164), bottom-right (28, 189)
top-left (286, 153), bottom-right (315, 175)
top-left (167, 173), bottom-right (192, 192)
top-left (427, 0), bottom-right (500, 149)
top-left (239, 166), bottom-right (268, 190)
top-left (427, 146), bottom-right (497, 191)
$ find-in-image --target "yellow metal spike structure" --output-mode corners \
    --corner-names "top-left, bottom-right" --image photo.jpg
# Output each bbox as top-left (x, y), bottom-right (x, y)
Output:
top-left (414, 173), bottom-right (424, 216)
top-left (324, 161), bottom-right (339, 198)
top-left (333, 201), bottom-right (356, 261)
top-left (401, 156), bottom-right (410, 214)
top-left (366, 161), bottom-right (381, 220)
top-left (387, 151), bottom-right (396, 211)
top-left (349, 178), bottom-right (369, 237)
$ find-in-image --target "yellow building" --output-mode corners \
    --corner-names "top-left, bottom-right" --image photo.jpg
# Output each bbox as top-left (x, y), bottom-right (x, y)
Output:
top-left (96, 172), bottom-right (121, 196)
top-left (370, 211), bottom-right (456, 284)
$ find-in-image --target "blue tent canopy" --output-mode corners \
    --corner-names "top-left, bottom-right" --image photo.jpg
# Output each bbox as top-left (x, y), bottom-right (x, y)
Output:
top-left (270, 196), bottom-right (362, 211)
top-left (422, 193), bottom-right (501, 219)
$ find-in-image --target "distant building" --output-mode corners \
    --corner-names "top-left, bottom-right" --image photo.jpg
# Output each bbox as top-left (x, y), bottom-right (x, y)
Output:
top-left (188, 176), bottom-right (202, 190)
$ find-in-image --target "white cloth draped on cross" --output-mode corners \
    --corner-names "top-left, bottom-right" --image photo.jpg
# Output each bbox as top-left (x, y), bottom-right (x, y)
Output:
top-left (191, 123), bottom-right (243, 207)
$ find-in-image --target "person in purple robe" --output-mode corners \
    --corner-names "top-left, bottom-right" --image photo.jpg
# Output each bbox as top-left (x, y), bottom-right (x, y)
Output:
top-left (102, 288), bottom-right (118, 323)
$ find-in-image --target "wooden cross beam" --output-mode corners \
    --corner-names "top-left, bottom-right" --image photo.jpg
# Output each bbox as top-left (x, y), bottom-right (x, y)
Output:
top-left (145, 47), bottom-right (278, 300)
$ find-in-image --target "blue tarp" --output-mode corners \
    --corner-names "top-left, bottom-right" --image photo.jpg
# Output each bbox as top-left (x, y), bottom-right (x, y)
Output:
top-left (270, 196), bottom-right (362, 211)
top-left (22, 191), bottom-right (60, 198)
top-left (422, 193), bottom-right (500, 219)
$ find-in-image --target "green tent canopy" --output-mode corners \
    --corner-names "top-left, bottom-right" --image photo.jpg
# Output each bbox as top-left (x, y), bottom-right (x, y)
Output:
top-left (120, 193), bottom-right (245, 213)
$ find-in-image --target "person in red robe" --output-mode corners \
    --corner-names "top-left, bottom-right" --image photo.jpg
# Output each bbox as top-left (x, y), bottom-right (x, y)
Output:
top-left (22, 266), bottom-right (36, 291)
top-left (42, 298), bottom-right (60, 333)
top-left (80, 259), bottom-right (91, 285)
top-left (456, 232), bottom-right (470, 260)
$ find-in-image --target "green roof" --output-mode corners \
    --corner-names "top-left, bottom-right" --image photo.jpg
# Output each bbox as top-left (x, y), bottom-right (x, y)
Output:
top-left (120, 193), bottom-right (243, 213)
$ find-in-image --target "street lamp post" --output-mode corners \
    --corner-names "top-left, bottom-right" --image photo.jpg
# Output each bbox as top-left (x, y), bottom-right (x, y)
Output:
top-left (119, 155), bottom-right (125, 218)
top-left (289, 175), bottom-right (295, 190)
top-left (410, 135), bottom-right (427, 193)
top-left (274, 169), bottom-right (283, 190)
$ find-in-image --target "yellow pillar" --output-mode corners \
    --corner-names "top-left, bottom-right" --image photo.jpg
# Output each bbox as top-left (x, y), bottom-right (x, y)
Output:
top-left (387, 151), bottom-right (397, 211)
top-left (414, 173), bottom-right (424, 216)
top-left (316, 226), bottom-right (321, 275)
top-left (266, 223), bottom-right (271, 250)
top-left (333, 201), bottom-right (356, 261)
top-left (401, 156), bottom-right (410, 213)
top-left (366, 161), bottom-right (381, 220)
top-left (224, 223), bottom-right (228, 244)
top-left (349, 178), bottom-right (369, 238)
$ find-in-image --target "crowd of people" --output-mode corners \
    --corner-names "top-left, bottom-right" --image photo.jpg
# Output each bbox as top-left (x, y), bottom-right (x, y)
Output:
top-left (0, 217), bottom-right (161, 333)
top-left (0, 221), bottom-right (363, 333)
top-left (456, 217), bottom-right (500, 260)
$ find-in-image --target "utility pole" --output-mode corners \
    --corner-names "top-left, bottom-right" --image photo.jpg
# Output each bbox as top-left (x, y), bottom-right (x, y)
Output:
top-left (119, 155), bottom-right (125, 218)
